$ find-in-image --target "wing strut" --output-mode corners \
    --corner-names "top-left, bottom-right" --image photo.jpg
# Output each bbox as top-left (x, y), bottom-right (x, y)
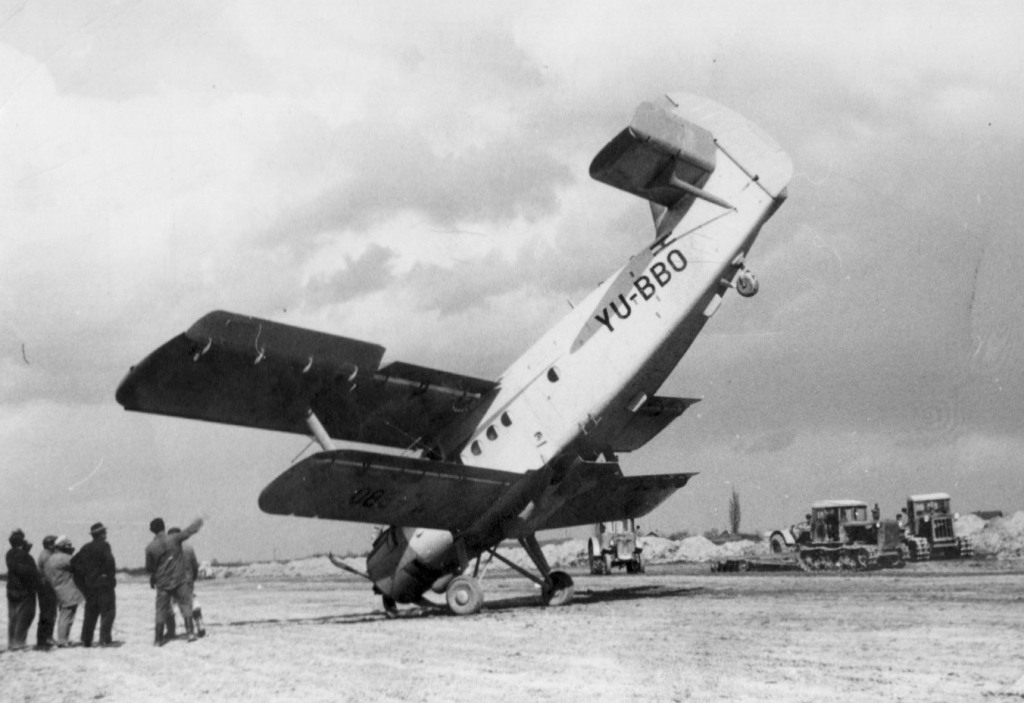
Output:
top-left (305, 409), bottom-right (336, 451)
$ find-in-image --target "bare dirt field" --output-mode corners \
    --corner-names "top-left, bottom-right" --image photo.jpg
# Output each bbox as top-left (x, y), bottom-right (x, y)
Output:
top-left (3, 559), bottom-right (1024, 703)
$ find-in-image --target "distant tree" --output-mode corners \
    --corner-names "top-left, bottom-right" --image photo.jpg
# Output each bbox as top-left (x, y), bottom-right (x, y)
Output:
top-left (729, 489), bottom-right (741, 534)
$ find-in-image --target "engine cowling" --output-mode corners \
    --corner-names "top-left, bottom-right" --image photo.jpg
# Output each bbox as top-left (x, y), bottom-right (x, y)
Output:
top-left (365, 526), bottom-right (456, 603)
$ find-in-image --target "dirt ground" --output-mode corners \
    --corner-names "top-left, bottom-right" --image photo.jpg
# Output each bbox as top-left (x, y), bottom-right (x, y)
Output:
top-left (3, 560), bottom-right (1024, 703)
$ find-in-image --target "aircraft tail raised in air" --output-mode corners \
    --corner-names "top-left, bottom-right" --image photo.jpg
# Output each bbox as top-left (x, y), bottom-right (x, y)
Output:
top-left (116, 92), bottom-right (792, 616)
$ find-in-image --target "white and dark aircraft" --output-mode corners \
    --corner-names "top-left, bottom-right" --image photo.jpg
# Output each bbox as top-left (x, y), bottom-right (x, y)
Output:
top-left (116, 93), bottom-right (792, 616)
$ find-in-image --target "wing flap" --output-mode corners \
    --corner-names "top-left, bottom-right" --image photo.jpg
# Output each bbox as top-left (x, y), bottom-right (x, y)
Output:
top-left (258, 449), bottom-right (525, 532)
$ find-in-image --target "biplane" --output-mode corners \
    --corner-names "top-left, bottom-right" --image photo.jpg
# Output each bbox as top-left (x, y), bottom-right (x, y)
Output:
top-left (116, 93), bottom-right (792, 615)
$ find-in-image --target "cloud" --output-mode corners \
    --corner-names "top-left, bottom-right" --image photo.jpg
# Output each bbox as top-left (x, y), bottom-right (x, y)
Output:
top-left (3, 2), bottom-right (1024, 559)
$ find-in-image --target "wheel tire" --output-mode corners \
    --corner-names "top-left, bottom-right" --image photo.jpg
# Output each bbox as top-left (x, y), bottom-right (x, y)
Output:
top-left (770, 533), bottom-right (788, 554)
top-left (736, 270), bottom-right (759, 297)
top-left (445, 575), bottom-right (484, 616)
top-left (541, 571), bottom-right (575, 607)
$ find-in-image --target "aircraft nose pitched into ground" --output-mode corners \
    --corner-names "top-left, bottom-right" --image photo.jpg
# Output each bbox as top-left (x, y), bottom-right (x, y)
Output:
top-left (116, 92), bottom-right (792, 617)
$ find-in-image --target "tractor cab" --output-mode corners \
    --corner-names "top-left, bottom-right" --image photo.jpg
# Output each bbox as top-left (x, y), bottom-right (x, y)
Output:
top-left (904, 492), bottom-right (956, 547)
top-left (809, 500), bottom-right (871, 544)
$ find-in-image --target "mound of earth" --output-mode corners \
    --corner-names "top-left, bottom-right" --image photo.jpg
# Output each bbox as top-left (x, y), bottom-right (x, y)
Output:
top-left (197, 512), bottom-right (1024, 580)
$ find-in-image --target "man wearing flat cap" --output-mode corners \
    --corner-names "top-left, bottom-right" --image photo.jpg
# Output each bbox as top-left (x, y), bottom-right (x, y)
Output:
top-left (6, 528), bottom-right (41, 651)
top-left (70, 522), bottom-right (117, 647)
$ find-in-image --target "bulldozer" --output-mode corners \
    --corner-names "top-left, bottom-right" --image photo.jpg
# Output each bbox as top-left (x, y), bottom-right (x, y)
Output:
top-left (900, 493), bottom-right (974, 561)
top-left (772, 500), bottom-right (905, 572)
top-left (587, 518), bottom-right (645, 575)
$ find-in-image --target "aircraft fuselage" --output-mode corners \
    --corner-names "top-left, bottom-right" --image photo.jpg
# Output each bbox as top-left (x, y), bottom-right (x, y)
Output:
top-left (366, 110), bottom-right (789, 603)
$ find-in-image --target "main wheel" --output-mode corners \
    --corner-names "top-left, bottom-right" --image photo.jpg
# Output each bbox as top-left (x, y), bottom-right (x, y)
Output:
top-left (445, 575), bottom-right (484, 616)
top-left (540, 571), bottom-right (574, 607)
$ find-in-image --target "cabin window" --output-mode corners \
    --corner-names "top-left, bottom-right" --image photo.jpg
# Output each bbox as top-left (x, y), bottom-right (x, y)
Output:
top-left (486, 426), bottom-right (498, 441)
top-left (470, 440), bottom-right (481, 456)
top-left (547, 366), bottom-right (560, 382)
top-left (500, 412), bottom-right (512, 427)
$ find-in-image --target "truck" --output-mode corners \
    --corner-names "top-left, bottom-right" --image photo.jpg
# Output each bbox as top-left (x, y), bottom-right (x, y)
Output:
top-left (770, 500), bottom-right (904, 571)
top-left (587, 518), bottom-right (645, 575)
top-left (901, 493), bottom-right (974, 560)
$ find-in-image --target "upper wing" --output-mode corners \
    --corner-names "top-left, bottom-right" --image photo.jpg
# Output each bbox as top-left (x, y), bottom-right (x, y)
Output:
top-left (115, 311), bottom-right (496, 450)
top-left (528, 463), bottom-right (696, 532)
top-left (258, 449), bottom-right (526, 532)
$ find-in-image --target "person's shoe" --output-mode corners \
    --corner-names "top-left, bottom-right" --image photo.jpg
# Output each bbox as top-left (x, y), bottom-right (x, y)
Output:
top-left (187, 632), bottom-right (197, 642)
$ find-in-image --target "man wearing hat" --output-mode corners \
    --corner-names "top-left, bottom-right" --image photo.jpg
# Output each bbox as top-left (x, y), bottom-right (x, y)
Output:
top-left (6, 528), bottom-right (41, 651)
top-left (35, 535), bottom-right (59, 649)
top-left (42, 536), bottom-right (84, 647)
top-left (70, 522), bottom-right (117, 647)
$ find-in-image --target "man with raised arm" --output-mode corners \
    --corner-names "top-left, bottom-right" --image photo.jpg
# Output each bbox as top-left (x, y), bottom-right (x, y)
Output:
top-left (145, 517), bottom-right (203, 645)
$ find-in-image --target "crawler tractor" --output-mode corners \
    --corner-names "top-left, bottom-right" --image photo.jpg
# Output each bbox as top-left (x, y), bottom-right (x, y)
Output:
top-left (901, 493), bottom-right (974, 561)
top-left (588, 518), bottom-right (645, 574)
top-left (775, 500), bottom-right (905, 571)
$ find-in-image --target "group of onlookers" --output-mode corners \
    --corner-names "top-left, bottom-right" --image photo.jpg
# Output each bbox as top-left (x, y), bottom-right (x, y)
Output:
top-left (5, 517), bottom-right (206, 651)
top-left (5, 522), bottom-right (117, 650)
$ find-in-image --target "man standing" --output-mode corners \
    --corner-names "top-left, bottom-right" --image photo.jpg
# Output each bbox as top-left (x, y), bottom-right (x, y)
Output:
top-left (43, 536), bottom-right (84, 647)
top-left (71, 522), bottom-right (117, 647)
top-left (35, 535), bottom-right (58, 649)
top-left (6, 529), bottom-right (40, 651)
top-left (145, 517), bottom-right (203, 645)
top-left (170, 526), bottom-right (206, 638)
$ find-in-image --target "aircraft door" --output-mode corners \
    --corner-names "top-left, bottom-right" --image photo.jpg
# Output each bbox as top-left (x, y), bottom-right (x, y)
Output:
top-left (523, 363), bottom-right (572, 462)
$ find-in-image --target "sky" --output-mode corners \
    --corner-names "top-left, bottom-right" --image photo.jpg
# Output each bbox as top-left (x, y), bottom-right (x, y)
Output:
top-left (2, 1), bottom-right (1024, 567)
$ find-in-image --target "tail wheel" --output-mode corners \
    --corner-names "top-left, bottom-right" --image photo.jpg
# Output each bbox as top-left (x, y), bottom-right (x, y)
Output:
top-left (735, 270), bottom-right (759, 297)
top-left (445, 575), bottom-right (484, 616)
top-left (541, 571), bottom-right (574, 607)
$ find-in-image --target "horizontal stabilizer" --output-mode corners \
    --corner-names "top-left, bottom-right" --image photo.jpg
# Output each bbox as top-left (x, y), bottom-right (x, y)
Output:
top-left (116, 311), bottom-right (496, 449)
top-left (259, 449), bottom-right (526, 532)
top-left (611, 396), bottom-right (701, 453)
top-left (590, 97), bottom-right (719, 230)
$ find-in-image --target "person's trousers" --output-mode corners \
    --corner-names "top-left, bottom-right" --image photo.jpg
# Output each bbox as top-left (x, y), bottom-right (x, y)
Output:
top-left (6, 597), bottom-right (36, 649)
top-left (56, 604), bottom-right (78, 645)
top-left (81, 589), bottom-right (115, 646)
top-left (36, 588), bottom-right (57, 646)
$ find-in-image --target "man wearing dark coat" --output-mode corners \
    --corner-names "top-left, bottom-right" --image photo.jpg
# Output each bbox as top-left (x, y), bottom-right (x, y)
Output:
top-left (6, 528), bottom-right (41, 651)
top-left (70, 522), bottom-right (117, 647)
